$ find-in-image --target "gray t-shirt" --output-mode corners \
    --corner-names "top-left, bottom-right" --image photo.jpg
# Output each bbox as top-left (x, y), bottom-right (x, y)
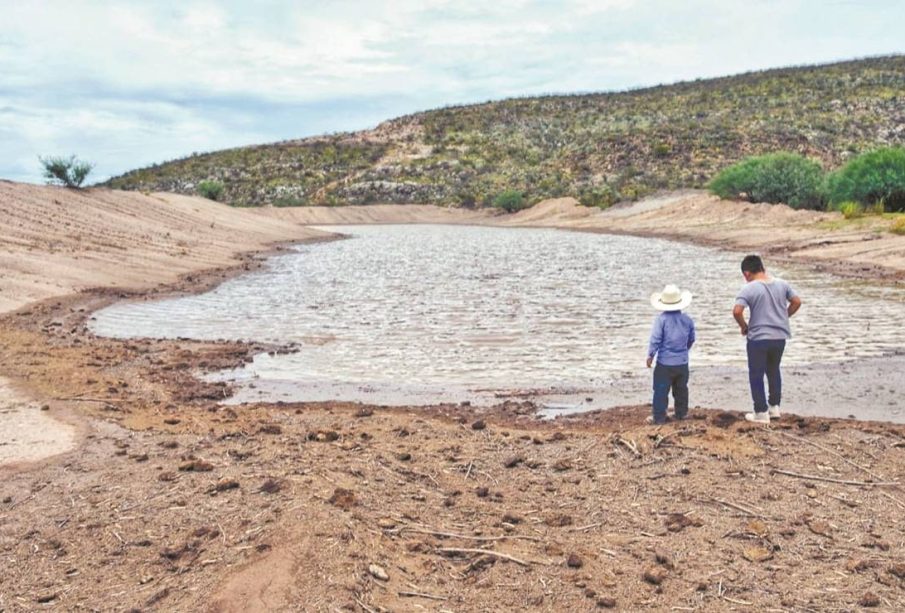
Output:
top-left (735, 277), bottom-right (798, 341)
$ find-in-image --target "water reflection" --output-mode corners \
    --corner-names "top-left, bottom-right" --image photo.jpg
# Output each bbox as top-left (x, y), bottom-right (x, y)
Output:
top-left (91, 225), bottom-right (904, 396)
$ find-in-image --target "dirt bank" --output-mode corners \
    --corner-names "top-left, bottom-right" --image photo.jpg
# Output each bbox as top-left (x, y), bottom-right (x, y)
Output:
top-left (497, 192), bottom-right (905, 281)
top-left (2, 182), bottom-right (905, 611)
top-left (0, 182), bottom-right (329, 467)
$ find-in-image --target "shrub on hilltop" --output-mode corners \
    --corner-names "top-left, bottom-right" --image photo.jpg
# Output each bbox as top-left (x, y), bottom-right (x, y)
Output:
top-left (825, 147), bottom-right (905, 212)
top-left (708, 152), bottom-right (825, 209)
top-left (39, 155), bottom-right (93, 188)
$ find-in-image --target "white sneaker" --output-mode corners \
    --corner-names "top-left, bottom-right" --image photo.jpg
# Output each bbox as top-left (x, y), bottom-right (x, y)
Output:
top-left (768, 405), bottom-right (781, 418)
top-left (745, 412), bottom-right (770, 423)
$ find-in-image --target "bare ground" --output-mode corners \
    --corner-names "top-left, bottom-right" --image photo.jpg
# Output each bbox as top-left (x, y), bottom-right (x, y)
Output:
top-left (1, 183), bottom-right (905, 611)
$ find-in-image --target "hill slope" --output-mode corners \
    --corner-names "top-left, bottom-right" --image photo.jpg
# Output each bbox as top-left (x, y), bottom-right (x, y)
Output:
top-left (106, 56), bottom-right (905, 207)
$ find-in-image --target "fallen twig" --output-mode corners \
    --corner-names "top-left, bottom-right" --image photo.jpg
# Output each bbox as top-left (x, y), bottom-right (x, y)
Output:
top-left (398, 527), bottom-right (540, 542)
top-left (398, 591), bottom-right (447, 601)
top-left (708, 497), bottom-right (766, 518)
top-left (771, 469), bottom-right (898, 487)
top-left (436, 547), bottom-right (531, 566)
top-left (772, 430), bottom-right (886, 480)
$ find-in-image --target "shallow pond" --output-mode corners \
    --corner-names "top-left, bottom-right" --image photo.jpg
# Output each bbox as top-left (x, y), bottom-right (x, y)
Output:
top-left (91, 225), bottom-right (905, 407)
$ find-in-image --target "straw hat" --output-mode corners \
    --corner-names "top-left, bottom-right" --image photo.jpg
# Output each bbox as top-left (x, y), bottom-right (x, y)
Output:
top-left (650, 284), bottom-right (693, 311)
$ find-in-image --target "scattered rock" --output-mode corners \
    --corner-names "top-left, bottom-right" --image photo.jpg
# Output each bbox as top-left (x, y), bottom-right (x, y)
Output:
top-left (742, 546), bottom-right (774, 563)
top-left (643, 566), bottom-right (668, 585)
top-left (377, 518), bottom-right (396, 529)
top-left (178, 459), bottom-right (214, 472)
top-left (552, 459), bottom-right (572, 472)
top-left (475, 487), bottom-right (489, 498)
top-left (396, 452), bottom-right (412, 462)
top-left (597, 596), bottom-right (617, 608)
top-left (503, 455), bottom-right (524, 468)
top-left (163, 418), bottom-right (181, 425)
top-left (889, 563), bottom-right (905, 579)
top-left (259, 478), bottom-right (283, 494)
top-left (157, 472), bottom-right (177, 482)
top-left (307, 430), bottom-right (340, 442)
top-left (544, 513), bottom-right (573, 527)
top-left (859, 592), bottom-right (881, 607)
top-left (806, 519), bottom-right (833, 538)
top-left (355, 407), bottom-right (374, 417)
top-left (258, 423), bottom-right (282, 435)
top-left (471, 419), bottom-right (486, 430)
top-left (501, 512), bottom-right (522, 525)
top-left (368, 563), bottom-right (389, 581)
top-left (664, 513), bottom-right (702, 532)
top-left (210, 479), bottom-right (239, 493)
top-left (567, 553), bottom-right (583, 568)
top-left (654, 549), bottom-right (675, 570)
top-left (329, 488), bottom-right (356, 510)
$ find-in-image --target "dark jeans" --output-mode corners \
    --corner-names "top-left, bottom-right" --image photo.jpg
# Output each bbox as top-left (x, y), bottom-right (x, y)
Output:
top-left (746, 339), bottom-right (786, 413)
top-left (652, 363), bottom-right (689, 423)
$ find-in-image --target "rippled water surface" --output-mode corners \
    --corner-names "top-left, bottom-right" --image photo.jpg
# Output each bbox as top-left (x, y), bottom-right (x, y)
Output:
top-left (92, 225), bottom-right (905, 402)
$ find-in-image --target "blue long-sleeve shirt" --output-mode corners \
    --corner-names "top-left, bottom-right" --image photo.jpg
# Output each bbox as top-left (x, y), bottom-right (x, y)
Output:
top-left (648, 311), bottom-right (696, 366)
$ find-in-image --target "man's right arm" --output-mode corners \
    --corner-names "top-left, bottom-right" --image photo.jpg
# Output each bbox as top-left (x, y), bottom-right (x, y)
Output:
top-left (788, 295), bottom-right (802, 317)
top-left (733, 303), bottom-right (748, 336)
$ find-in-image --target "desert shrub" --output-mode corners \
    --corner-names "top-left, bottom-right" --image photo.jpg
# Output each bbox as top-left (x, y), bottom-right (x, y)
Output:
top-left (890, 217), bottom-right (905, 235)
top-left (578, 184), bottom-right (620, 208)
top-left (708, 152), bottom-right (825, 209)
top-left (838, 201), bottom-right (864, 219)
top-left (197, 180), bottom-right (225, 201)
top-left (825, 147), bottom-right (905, 212)
top-left (493, 189), bottom-right (527, 213)
top-left (39, 155), bottom-right (93, 188)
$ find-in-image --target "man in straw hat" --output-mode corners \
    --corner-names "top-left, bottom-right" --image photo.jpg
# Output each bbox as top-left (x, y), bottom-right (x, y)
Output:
top-left (733, 255), bottom-right (802, 423)
top-left (646, 284), bottom-right (696, 424)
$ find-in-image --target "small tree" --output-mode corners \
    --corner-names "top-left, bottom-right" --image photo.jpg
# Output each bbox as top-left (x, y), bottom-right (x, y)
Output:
top-left (708, 152), bottom-right (825, 209)
top-left (493, 189), bottom-right (527, 213)
top-left (197, 180), bottom-right (225, 201)
top-left (825, 147), bottom-right (905, 212)
top-left (39, 155), bottom-right (93, 188)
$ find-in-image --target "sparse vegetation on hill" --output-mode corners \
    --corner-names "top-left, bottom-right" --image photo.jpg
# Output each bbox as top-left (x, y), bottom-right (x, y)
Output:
top-left (105, 56), bottom-right (905, 207)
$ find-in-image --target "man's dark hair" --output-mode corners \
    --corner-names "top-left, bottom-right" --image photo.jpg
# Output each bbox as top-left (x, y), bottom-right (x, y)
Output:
top-left (741, 255), bottom-right (765, 274)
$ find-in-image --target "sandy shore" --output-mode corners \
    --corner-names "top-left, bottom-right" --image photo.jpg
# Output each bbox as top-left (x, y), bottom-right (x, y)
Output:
top-left (2, 182), bottom-right (905, 611)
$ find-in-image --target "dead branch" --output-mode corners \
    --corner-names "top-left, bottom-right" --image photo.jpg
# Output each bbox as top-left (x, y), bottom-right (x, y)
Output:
top-left (436, 547), bottom-right (531, 566)
top-left (771, 469), bottom-right (898, 487)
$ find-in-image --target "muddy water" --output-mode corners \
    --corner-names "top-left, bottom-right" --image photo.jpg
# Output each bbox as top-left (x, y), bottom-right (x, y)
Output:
top-left (91, 225), bottom-right (905, 417)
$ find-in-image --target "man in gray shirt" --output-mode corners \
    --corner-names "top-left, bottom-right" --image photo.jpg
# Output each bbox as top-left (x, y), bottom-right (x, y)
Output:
top-left (732, 255), bottom-right (802, 423)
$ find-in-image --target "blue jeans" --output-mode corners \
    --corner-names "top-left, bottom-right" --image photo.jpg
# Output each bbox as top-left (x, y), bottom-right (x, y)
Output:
top-left (652, 363), bottom-right (689, 423)
top-left (746, 339), bottom-right (786, 413)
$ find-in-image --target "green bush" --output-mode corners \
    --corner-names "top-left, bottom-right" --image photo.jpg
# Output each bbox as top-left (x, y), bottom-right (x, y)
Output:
top-left (577, 184), bottom-right (620, 208)
top-left (709, 152), bottom-right (825, 209)
top-left (825, 147), bottom-right (905, 212)
top-left (39, 155), bottom-right (93, 188)
top-left (838, 201), bottom-right (864, 219)
top-left (197, 180), bottom-right (225, 201)
top-left (890, 217), bottom-right (905, 235)
top-left (493, 189), bottom-right (528, 213)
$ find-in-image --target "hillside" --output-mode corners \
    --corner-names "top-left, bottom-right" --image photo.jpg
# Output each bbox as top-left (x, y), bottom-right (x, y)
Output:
top-left (105, 56), bottom-right (905, 207)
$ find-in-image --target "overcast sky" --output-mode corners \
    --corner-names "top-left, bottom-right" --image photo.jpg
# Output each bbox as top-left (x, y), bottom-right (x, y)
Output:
top-left (1, 0), bottom-right (902, 184)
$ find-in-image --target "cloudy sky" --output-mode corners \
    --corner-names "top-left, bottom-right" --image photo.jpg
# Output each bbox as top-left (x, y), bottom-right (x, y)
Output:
top-left (2, 0), bottom-right (902, 184)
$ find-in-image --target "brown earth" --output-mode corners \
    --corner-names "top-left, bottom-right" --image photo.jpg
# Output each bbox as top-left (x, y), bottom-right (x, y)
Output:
top-left (1, 182), bottom-right (905, 611)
